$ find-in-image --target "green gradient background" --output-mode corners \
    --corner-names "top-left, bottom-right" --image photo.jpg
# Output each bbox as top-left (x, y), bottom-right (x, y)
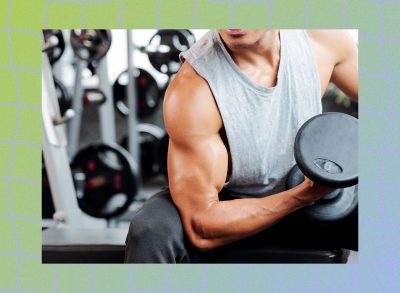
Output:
top-left (1, 0), bottom-right (399, 292)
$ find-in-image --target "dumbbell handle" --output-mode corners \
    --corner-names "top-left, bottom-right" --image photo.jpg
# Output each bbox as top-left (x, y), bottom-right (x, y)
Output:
top-left (320, 188), bottom-right (342, 201)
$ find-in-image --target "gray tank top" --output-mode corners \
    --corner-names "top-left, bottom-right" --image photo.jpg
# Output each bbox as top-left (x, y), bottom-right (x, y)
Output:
top-left (180, 30), bottom-right (322, 197)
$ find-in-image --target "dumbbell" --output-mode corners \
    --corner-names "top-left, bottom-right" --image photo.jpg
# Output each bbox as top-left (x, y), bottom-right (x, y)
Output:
top-left (286, 112), bottom-right (358, 222)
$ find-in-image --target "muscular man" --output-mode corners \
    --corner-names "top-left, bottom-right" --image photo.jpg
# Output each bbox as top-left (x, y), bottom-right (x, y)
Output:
top-left (125, 29), bottom-right (358, 263)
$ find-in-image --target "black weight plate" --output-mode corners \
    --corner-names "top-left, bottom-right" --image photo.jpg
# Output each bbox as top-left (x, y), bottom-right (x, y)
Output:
top-left (294, 112), bottom-right (358, 188)
top-left (286, 164), bottom-right (340, 201)
top-left (302, 185), bottom-right (358, 222)
top-left (113, 68), bottom-right (161, 118)
top-left (43, 30), bottom-right (65, 64)
top-left (286, 165), bottom-right (358, 222)
top-left (71, 143), bottom-right (138, 219)
top-left (286, 164), bottom-right (305, 190)
top-left (70, 30), bottom-right (112, 62)
top-left (146, 30), bottom-right (196, 75)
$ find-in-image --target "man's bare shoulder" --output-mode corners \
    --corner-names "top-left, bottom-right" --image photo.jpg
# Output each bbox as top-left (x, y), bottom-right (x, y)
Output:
top-left (307, 30), bottom-right (357, 62)
top-left (163, 61), bottom-right (222, 143)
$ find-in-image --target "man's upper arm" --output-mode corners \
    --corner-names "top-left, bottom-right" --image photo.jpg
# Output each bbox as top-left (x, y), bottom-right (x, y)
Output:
top-left (308, 30), bottom-right (358, 101)
top-left (329, 31), bottom-right (358, 101)
top-left (163, 62), bottom-right (228, 228)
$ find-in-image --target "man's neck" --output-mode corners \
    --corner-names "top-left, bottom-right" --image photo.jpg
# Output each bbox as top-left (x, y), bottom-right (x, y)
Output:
top-left (226, 30), bottom-right (281, 69)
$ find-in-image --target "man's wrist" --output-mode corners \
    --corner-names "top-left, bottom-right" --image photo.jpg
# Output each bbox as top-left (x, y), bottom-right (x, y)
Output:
top-left (287, 183), bottom-right (315, 209)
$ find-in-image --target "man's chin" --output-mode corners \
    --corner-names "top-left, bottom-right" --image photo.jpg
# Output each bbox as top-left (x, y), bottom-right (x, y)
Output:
top-left (230, 43), bottom-right (251, 49)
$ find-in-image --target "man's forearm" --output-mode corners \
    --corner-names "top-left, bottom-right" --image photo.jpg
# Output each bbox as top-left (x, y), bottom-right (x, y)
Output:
top-left (184, 183), bottom-right (312, 250)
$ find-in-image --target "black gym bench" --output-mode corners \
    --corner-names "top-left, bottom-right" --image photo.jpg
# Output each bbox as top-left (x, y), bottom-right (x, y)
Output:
top-left (42, 228), bottom-right (350, 264)
top-left (42, 228), bottom-right (126, 264)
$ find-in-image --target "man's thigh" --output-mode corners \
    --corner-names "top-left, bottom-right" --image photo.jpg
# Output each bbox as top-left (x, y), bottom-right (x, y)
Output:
top-left (125, 188), bottom-right (191, 263)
